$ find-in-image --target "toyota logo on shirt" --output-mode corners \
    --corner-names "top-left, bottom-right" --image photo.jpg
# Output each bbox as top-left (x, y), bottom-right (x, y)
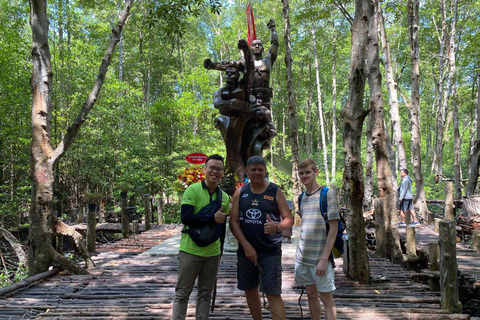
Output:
top-left (246, 208), bottom-right (262, 220)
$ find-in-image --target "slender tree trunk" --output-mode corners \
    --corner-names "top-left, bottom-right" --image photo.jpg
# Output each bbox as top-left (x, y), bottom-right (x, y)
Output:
top-left (28, 0), bottom-right (134, 276)
top-left (376, 1), bottom-right (407, 171)
top-left (364, 114), bottom-right (374, 211)
top-left (306, 65), bottom-right (313, 158)
top-left (466, 73), bottom-right (480, 196)
top-left (449, 0), bottom-right (461, 199)
top-left (384, 121), bottom-right (398, 195)
top-left (368, 0), bottom-right (403, 264)
top-left (342, 0), bottom-right (370, 284)
top-left (282, 105), bottom-right (286, 154)
top-left (407, 0), bottom-right (428, 221)
top-left (331, 30), bottom-right (338, 181)
top-left (467, 105), bottom-right (477, 172)
top-left (282, 0), bottom-right (302, 211)
top-left (311, 23), bottom-right (330, 184)
top-left (432, 0), bottom-right (448, 182)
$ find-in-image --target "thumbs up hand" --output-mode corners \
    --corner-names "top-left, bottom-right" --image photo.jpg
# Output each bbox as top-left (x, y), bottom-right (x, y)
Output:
top-left (214, 206), bottom-right (227, 224)
top-left (264, 215), bottom-right (279, 234)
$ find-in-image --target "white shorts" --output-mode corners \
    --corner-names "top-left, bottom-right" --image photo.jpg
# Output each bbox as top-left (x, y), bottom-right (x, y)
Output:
top-left (294, 262), bottom-right (336, 293)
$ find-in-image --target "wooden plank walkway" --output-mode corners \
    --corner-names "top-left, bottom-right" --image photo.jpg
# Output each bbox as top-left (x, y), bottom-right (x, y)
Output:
top-left (0, 225), bottom-right (473, 320)
top-left (397, 224), bottom-right (480, 294)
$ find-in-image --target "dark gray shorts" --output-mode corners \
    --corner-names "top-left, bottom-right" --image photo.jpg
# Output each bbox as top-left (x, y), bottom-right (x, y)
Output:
top-left (237, 251), bottom-right (282, 295)
top-left (400, 199), bottom-right (413, 211)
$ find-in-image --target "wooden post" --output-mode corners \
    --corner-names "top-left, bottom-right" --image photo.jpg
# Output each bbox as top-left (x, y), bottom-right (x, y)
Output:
top-left (77, 208), bottom-right (84, 224)
top-left (121, 195), bottom-right (129, 238)
top-left (98, 199), bottom-right (105, 223)
top-left (429, 242), bottom-right (440, 291)
top-left (86, 204), bottom-right (97, 252)
top-left (132, 220), bottom-right (139, 235)
top-left (157, 194), bottom-right (164, 225)
top-left (427, 212), bottom-right (435, 225)
top-left (434, 218), bottom-right (441, 233)
top-left (472, 230), bottom-right (480, 252)
top-left (438, 219), bottom-right (462, 313)
top-left (445, 182), bottom-right (454, 220)
top-left (144, 194), bottom-right (151, 231)
top-left (56, 235), bottom-right (64, 254)
top-left (71, 208), bottom-right (77, 224)
top-left (405, 206), bottom-right (412, 225)
top-left (406, 226), bottom-right (416, 256)
top-left (343, 234), bottom-right (349, 277)
top-left (17, 212), bottom-right (22, 227)
top-left (374, 199), bottom-right (387, 257)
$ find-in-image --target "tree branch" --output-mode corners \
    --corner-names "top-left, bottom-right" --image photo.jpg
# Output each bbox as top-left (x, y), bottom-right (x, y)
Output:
top-left (53, 217), bottom-right (95, 269)
top-left (51, 0), bottom-right (135, 165)
top-left (334, 0), bottom-right (353, 25)
top-left (0, 227), bottom-right (27, 265)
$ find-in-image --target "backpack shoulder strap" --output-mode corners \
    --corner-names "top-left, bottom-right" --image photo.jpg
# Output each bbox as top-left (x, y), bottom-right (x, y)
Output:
top-left (216, 186), bottom-right (222, 205)
top-left (298, 191), bottom-right (305, 209)
top-left (319, 186), bottom-right (329, 218)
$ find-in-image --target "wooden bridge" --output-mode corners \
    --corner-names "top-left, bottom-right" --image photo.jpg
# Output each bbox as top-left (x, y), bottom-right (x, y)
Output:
top-left (0, 224), bottom-right (475, 319)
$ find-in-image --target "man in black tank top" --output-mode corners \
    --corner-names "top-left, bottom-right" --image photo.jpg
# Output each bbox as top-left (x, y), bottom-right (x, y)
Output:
top-left (229, 156), bottom-right (294, 320)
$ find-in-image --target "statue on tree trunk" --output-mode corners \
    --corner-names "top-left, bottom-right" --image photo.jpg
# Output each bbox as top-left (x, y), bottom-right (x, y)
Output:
top-left (204, 20), bottom-right (279, 194)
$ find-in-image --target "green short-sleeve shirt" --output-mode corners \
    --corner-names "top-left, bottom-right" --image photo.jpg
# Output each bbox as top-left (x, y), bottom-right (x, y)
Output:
top-left (179, 181), bottom-right (230, 257)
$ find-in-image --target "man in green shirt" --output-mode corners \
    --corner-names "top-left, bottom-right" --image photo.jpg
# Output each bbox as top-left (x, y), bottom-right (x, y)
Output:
top-left (173, 154), bottom-right (230, 320)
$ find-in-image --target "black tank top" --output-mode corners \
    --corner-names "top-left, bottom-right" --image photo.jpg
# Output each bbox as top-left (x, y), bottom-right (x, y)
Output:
top-left (238, 183), bottom-right (282, 256)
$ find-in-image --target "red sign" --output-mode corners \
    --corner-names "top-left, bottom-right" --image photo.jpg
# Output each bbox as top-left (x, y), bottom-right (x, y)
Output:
top-left (246, 3), bottom-right (256, 46)
top-left (185, 153), bottom-right (208, 164)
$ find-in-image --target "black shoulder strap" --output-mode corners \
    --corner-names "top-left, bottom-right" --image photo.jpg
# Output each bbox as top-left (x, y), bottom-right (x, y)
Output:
top-left (216, 185), bottom-right (222, 205)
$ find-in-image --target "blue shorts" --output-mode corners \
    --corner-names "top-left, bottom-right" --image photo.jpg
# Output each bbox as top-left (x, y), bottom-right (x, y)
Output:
top-left (237, 251), bottom-right (282, 295)
top-left (400, 199), bottom-right (413, 211)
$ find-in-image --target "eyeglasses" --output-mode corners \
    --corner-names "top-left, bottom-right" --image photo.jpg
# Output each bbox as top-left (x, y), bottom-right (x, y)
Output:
top-left (207, 166), bottom-right (224, 173)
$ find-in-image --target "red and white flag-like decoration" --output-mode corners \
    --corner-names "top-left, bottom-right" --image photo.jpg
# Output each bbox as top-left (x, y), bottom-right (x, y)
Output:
top-left (246, 2), bottom-right (256, 46)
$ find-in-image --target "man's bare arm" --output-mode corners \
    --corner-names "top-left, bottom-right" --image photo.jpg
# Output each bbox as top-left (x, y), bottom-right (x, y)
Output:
top-left (275, 188), bottom-right (294, 231)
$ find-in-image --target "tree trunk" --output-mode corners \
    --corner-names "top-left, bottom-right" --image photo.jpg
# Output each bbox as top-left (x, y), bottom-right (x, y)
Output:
top-left (306, 64), bottom-right (313, 157)
top-left (282, 106), bottom-right (286, 154)
top-left (331, 29), bottom-right (338, 181)
top-left (144, 194), bottom-right (151, 231)
top-left (311, 23), bottom-right (330, 184)
top-left (157, 193), bottom-right (164, 225)
top-left (466, 73), bottom-right (480, 196)
top-left (407, 0), bottom-right (428, 221)
top-left (432, 0), bottom-right (449, 183)
top-left (467, 105), bottom-right (477, 175)
top-left (364, 114), bottom-right (374, 212)
top-left (282, 0), bottom-right (302, 211)
top-left (342, 0), bottom-right (370, 284)
top-left (376, 1), bottom-right (407, 171)
top-left (28, 0), bottom-right (134, 276)
top-left (449, 0), bottom-right (461, 199)
top-left (368, 0), bottom-right (403, 264)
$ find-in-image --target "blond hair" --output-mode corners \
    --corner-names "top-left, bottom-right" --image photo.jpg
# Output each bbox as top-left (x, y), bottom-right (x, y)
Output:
top-left (298, 159), bottom-right (317, 171)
